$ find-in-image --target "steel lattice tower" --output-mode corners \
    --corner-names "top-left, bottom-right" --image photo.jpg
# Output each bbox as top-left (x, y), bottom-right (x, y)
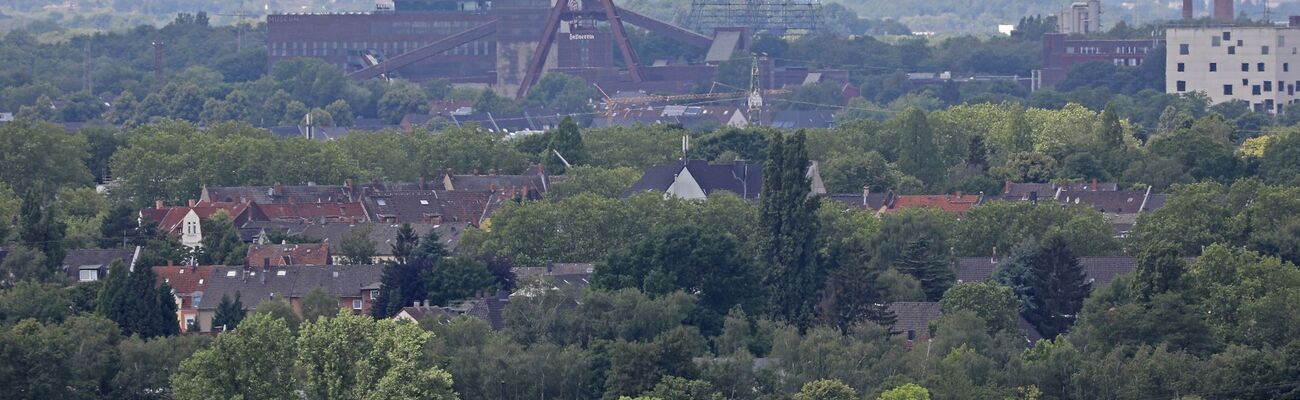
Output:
top-left (687, 0), bottom-right (822, 37)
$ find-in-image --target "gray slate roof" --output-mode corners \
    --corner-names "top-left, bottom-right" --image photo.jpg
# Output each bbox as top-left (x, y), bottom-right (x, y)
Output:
top-left (622, 159), bottom-right (763, 200)
top-left (956, 256), bottom-right (1165, 288)
top-left (246, 221), bottom-right (468, 256)
top-left (200, 265), bottom-right (383, 311)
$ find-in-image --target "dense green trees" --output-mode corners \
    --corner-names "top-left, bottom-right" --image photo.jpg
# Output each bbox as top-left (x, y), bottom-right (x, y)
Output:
top-left (760, 131), bottom-right (822, 327)
top-left (95, 261), bottom-right (178, 338)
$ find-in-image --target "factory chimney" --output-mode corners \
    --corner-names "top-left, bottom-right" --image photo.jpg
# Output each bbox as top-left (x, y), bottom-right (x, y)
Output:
top-left (1182, 0), bottom-right (1193, 20)
top-left (1213, 0), bottom-right (1234, 23)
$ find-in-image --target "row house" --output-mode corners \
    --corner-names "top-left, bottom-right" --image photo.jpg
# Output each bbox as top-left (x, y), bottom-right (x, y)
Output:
top-left (196, 265), bottom-right (383, 332)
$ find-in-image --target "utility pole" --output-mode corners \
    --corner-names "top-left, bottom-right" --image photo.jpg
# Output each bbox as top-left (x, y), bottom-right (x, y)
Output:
top-left (747, 54), bottom-right (765, 124)
top-left (152, 41), bottom-right (164, 79)
top-left (83, 42), bottom-right (93, 94)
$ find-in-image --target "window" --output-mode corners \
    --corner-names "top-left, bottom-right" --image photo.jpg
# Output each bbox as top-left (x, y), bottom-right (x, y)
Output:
top-left (1244, 79), bottom-right (1250, 86)
top-left (79, 270), bottom-right (98, 282)
top-left (352, 299), bottom-right (363, 310)
top-left (1259, 63), bottom-right (1267, 72)
top-left (1238, 40), bottom-right (1244, 46)
top-left (1177, 81), bottom-right (1187, 92)
top-left (1229, 46), bottom-right (1236, 54)
top-left (376, 199), bottom-right (387, 206)
top-left (1179, 44), bottom-right (1190, 55)
top-left (1243, 63), bottom-right (1251, 72)
top-left (1212, 36), bottom-right (1222, 47)
top-left (1177, 62), bottom-right (1185, 72)
top-left (1265, 81), bottom-right (1273, 92)
top-left (1263, 46), bottom-right (1270, 55)
top-left (1210, 62), bottom-right (1218, 72)
top-left (1224, 84), bottom-right (1234, 95)
top-left (419, 199), bottom-right (429, 205)
top-left (1224, 32), bottom-right (1231, 41)
top-left (1254, 85), bottom-right (1262, 95)
top-left (370, 290), bottom-right (379, 299)
top-left (226, 270), bottom-right (237, 277)
top-left (1280, 35), bottom-right (1287, 47)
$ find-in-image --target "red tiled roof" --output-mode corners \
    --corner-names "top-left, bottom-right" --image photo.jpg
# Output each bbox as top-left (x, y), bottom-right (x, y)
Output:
top-left (888, 195), bottom-right (983, 214)
top-left (154, 266), bottom-right (215, 309)
top-left (144, 202), bottom-right (251, 234)
top-left (246, 243), bottom-right (331, 266)
top-left (255, 202), bottom-right (368, 223)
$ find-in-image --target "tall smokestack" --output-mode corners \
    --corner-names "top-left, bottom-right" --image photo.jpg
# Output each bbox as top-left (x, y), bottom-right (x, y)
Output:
top-left (1183, 0), bottom-right (1193, 20)
top-left (1214, 0), bottom-right (1234, 23)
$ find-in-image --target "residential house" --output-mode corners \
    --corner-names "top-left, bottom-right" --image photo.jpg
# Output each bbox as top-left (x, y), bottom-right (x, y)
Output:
top-left (363, 190), bottom-right (502, 226)
top-left (153, 265), bottom-right (215, 332)
top-left (244, 221), bottom-right (468, 263)
top-left (440, 290), bottom-right (511, 330)
top-left (196, 265), bottom-right (383, 332)
top-left (201, 184), bottom-right (354, 204)
top-left (140, 200), bottom-right (258, 248)
top-left (61, 247), bottom-right (140, 283)
top-left (1056, 188), bottom-right (1164, 237)
top-left (1001, 180), bottom-right (1119, 198)
top-left (437, 164), bottom-right (553, 200)
top-left (884, 193), bottom-right (986, 215)
top-left (512, 262), bottom-right (594, 300)
top-left (954, 256), bottom-right (1160, 288)
top-left (246, 243), bottom-right (332, 267)
top-left (888, 301), bottom-right (1044, 345)
top-left (768, 110), bottom-right (837, 129)
top-left (623, 159), bottom-right (826, 201)
top-left (393, 300), bottom-right (455, 324)
top-left (253, 202), bottom-right (369, 224)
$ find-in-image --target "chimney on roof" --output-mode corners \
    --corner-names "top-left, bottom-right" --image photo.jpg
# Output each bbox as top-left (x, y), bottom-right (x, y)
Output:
top-left (862, 186), bottom-right (871, 207)
top-left (1029, 191), bottom-right (1038, 205)
top-left (1092, 178), bottom-right (1098, 191)
top-left (1213, 0), bottom-right (1233, 22)
top-left (418, 176), bottom-right (426, 190)
top-left (188, 199), bottom-right (197, 207)
top-left (273, 184), bottom-right (284, 196)
top-left (167, 260), bottom-right (174, 267)
top-left (345, 179), bottom-right (353, 190)
top-left (546, 259), bottom-right (553, 273)
top-left (412, 301), bottom-right (419, 308)
top-left (1183, 0), bottom-right (1193, 20)
top-left (263, 257), bottom-right (271, 268)
top-left (991, 247), bottom-right (999, 264)
top-left (472, 168), bottom-right (479, 175)
top-left (155, 199), bottom-right (165, 209)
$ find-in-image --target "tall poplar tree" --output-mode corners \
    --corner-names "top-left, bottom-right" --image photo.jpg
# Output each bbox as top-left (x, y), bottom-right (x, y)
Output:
top-left (895, 107), bottom-right (943, 187)
top-left (19, 190), bottom-right (65, 269)
top-left (760, 131), bottom-right (821, 327)
top-left (1099, 102), bottom-right (1125, 149)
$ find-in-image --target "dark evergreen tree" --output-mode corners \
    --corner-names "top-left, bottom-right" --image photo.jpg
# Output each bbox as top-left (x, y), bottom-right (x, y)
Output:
top-left (1130, 241), bottom-right (1187, 302)
top-left (213, 292), bottom-right (246, 331)
top-left (391, 223), bottom-right (419, 264)
top-left (894, 238), bottom-right (955, 300)
top-left (413, 228), bottom-right (446, 262)
top-left (966, 135), bottom-right (988, 170)
top-left (425, 257), bottom-right (498, 307)
top-left (817, 262), bottom-right (896, 332)
top-left (95, 260), bottom-right (129, 320)
top-left (372, 258), bottom-right (430, 318)
top-left (1021, 235), bottom-right (1091, 339)
top-left (18, 190), bottom-right (65, 269)
top-left (96, 261), bottom-right (179, 338)
top-left (98, 204), bottom-right (137, 248)
top-left (759, 131), bottom-right (822, 328)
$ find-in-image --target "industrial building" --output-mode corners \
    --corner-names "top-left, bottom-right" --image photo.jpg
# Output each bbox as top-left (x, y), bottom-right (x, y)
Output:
top-left (265, 0), bottom-right (845, 100)
top-left (1037, 33), bottom-right (1162, 89)
top-left (1166, 24), bottom-right (1300, 113)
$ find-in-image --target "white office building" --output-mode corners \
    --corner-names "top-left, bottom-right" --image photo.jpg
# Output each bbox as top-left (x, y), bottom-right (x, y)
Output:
top-left (1167, 26), bottom-right (1300, 114)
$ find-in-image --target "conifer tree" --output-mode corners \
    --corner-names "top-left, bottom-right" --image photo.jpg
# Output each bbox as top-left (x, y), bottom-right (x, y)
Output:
top-left (213, 292), bottom-right (246, 331)
top-left (19, 190), bottom-right (65, 269)
top-left (1021, 235), bottom-right (1090, 339)
top-left (760, 131), bottom-right (821, 327)
top-left (96, 261), bottom-right (180, 338)
top-left (896, 108), bottom-right (943, 186)
top-left (391, 223), bottom-right (418, 264)
top-left (1100, 102), bottom-right (1125, 149)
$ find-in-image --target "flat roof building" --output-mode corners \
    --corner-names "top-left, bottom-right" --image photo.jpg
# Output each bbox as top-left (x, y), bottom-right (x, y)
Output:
top-left (1167, 25), bottom-right (1300, 114)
